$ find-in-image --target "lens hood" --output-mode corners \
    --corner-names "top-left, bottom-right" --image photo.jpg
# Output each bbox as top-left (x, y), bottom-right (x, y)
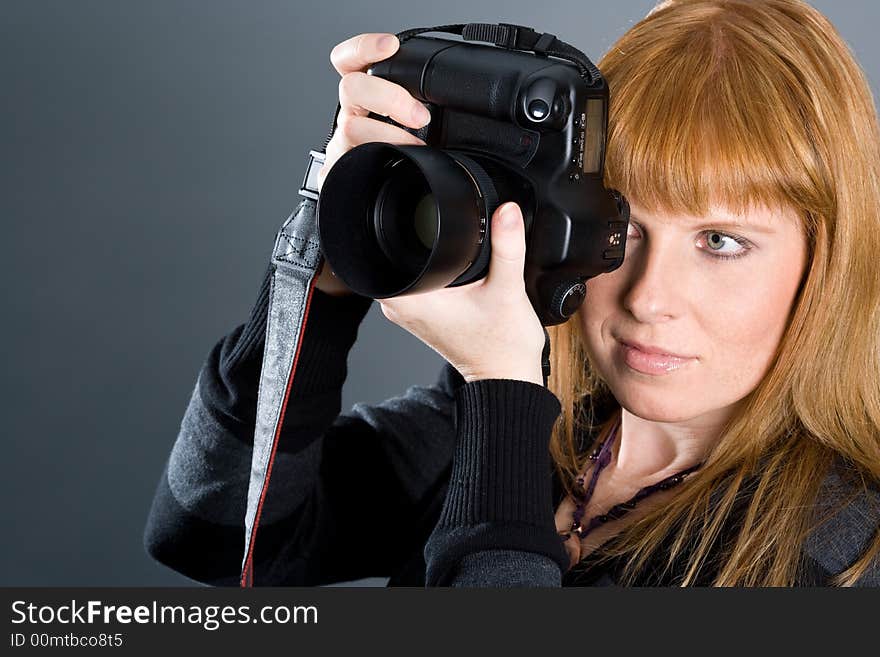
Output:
top-left (317, 143), bottom-right (489, 298)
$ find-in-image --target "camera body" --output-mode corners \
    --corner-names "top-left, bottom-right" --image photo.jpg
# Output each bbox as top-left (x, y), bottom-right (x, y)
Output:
top-left (317, 34), bottom-right (629, 325)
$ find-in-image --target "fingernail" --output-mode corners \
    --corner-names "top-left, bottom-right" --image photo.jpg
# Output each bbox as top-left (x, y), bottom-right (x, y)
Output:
top-left (378, 35), bottom-right (397, 52)
top-left (500, 203), bottom-right (518, 228)
top-left (412, 103), bottom-right (431, 126)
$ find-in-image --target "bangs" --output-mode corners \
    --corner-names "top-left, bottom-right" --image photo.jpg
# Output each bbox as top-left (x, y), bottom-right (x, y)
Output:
top-left (600, 8), bottom-right (831, 222)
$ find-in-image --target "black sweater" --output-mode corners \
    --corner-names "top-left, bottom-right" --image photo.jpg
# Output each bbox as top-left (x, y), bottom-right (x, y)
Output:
top-left (143, 265), bottom-right (880, 586)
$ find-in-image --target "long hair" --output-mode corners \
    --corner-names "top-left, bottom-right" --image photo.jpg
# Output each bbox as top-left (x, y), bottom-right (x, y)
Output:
top-left (547, 0), bottom-right (880, 585)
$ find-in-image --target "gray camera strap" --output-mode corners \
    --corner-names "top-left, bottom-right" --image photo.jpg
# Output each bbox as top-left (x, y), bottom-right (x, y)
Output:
top-left (239, 154), bottom-right (325, 587)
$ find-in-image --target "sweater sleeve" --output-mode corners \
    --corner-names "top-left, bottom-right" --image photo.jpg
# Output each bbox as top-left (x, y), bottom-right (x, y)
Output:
top-left (143, 262), bottom-right (382, 585)
top-left (144, 258), bottom-right (477, 586)
top-left (422, 378), bottom-right (570, 587)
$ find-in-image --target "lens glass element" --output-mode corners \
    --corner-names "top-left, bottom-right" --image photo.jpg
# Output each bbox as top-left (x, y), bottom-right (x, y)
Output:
top-left (373, 161), bottom-right (439, 276)
top-left (413, 193), bottom-right (438, 250)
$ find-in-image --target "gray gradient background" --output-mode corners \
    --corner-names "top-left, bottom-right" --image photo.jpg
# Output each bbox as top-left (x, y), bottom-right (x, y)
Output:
top-left (2, 1), bottom-right (877, 586)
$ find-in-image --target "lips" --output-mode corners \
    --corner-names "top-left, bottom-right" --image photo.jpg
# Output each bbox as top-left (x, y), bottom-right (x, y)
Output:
top-left (615, 337), bottom-right (697, 375)
top-left (617, 338), bottom-right (696, 360)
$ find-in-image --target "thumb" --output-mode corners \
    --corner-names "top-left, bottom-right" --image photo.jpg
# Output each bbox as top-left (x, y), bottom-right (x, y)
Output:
top-left (485, 202), bottom-right (526, 289)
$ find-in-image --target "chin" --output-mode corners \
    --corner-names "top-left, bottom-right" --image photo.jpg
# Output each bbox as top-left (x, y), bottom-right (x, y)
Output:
top-left (606, 381), bottom-right (703, 424)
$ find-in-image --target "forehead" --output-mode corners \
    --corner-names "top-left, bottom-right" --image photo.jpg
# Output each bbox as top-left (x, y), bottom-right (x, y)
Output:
top-left (627, 200), bottom-right (802, 235)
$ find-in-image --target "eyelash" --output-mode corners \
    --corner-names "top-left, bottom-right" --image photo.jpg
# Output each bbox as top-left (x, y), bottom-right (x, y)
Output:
top-left (626, 222), bottom-right (754, 261)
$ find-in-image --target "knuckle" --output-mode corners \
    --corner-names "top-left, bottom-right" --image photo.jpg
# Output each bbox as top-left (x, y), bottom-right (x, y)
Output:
top-left (337, 74), bottom-right (350, 100)
top-left (329, 43), bottom-right (344, 70)
top-left (334, 111), bottom-right (351, 131)
top-left (331, 36), bottom-right (356, 70)
top-left (380, 303), bottom-right (395, 320)
top-left (339, 115), bottom-right (359, 141)
top-left (353, 34), bottom-right (369, 64)
top-left (338, 72), bottom-right (364, 103)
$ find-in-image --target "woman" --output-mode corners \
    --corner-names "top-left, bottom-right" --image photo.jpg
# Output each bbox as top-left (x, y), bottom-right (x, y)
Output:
top-left (144, 0), bottom-right (880, 586)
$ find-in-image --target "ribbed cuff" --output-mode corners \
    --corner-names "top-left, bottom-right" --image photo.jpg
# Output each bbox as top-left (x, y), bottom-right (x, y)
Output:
top-left (286, 286), bottom-right (373, 396)
top-left (221, 263), bottom-right (373, 379)
top-left (440, 379), bottom-right (562, 527)
top-left (424, 379), bottom-right (569, 584)
top-left (223, 263), bottom-right (273, 372)
top-left (204, 264), bottom-right (374, 438)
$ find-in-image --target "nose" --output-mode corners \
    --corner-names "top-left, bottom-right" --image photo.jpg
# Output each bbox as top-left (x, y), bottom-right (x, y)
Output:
top-left (621, 237), bottom-right (688, 324)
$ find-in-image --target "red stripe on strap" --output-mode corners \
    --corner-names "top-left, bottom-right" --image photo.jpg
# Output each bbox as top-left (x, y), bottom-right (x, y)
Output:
top-left (240, 275), bottom-right (318, 587)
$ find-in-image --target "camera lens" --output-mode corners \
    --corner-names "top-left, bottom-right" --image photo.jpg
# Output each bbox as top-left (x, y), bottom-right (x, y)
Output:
top-left (413, 195), bottom-right (438, 249)
top-left (372, 161), bottom-right (439, 276)
top-left (317, 143), bottom-right (500, 298)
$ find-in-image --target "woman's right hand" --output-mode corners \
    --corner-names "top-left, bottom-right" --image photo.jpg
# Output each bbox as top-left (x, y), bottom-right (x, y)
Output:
top-left (314, 32), bottom-right (431, 297)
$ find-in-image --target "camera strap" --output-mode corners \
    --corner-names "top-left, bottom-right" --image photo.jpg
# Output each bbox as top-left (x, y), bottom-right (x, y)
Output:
top-left (241, 23), bottom-right (579, 587)
top-left (239, 177), bottom-right (324, 587)
top-left (398, 23), bottom-right (601, 85)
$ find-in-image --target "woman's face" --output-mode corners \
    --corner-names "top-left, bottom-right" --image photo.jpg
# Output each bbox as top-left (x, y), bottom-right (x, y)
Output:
top-left (578, 199), bottom-right (808, 424)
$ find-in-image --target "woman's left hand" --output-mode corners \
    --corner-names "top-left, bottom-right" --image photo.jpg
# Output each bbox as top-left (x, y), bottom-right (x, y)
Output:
top-left (377, 202), bottom-right (546, 386)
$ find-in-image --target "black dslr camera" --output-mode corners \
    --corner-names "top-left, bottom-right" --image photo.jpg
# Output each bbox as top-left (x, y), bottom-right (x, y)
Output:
top-left (315, 23), bottom-right (630, 326)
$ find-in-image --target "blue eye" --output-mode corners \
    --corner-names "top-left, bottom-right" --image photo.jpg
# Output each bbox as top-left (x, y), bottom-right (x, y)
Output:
top-left (625, 221), bottom-right (754, 261)
top-left (699, 231), bottom-right (752, 260)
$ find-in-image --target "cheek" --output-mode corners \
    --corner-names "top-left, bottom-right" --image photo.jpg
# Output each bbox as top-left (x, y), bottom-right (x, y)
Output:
top-left (701, 283), bottom-right (791, 393)
top-left (576, 250), bottom-right (805, 414)
top-left (702, 262), bottom-right (803, 394)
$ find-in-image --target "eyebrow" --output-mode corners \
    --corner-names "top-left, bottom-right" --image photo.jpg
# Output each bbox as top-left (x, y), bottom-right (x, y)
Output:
top-left (630, 215), bottom-right (779, 235)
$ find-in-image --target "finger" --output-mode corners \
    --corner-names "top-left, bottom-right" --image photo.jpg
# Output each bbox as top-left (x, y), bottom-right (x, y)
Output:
top-left (319, 116), bottom-right (426, 192)
top-left (317, 136), bottom-right (349, 192)
top-left (335, 115), bottom-right (426, 149)
top-left (330, 33), bottom-right (399, 76)
top-left (338, 71), bottom-right (431, 130)
top-left (321, 137), bottom-right (346, 178)
top-left (484, 202), bottom-right (527, 289)
top-left (378, 299), bottom-right (403, 325)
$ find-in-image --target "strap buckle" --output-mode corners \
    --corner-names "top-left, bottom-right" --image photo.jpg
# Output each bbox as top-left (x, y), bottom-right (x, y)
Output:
top-left (298, 150), bottom-right (325, 201)
top-left (490, 23), bottom-right (555, 55)
top-left (462, 22), bottom-right (539, 51)
top-left (496, 23), bottom-right (532, 49)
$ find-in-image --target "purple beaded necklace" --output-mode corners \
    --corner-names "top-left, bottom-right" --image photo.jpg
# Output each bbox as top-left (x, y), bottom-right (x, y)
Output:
top-left (560, 414), bottom-right (703, 542)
